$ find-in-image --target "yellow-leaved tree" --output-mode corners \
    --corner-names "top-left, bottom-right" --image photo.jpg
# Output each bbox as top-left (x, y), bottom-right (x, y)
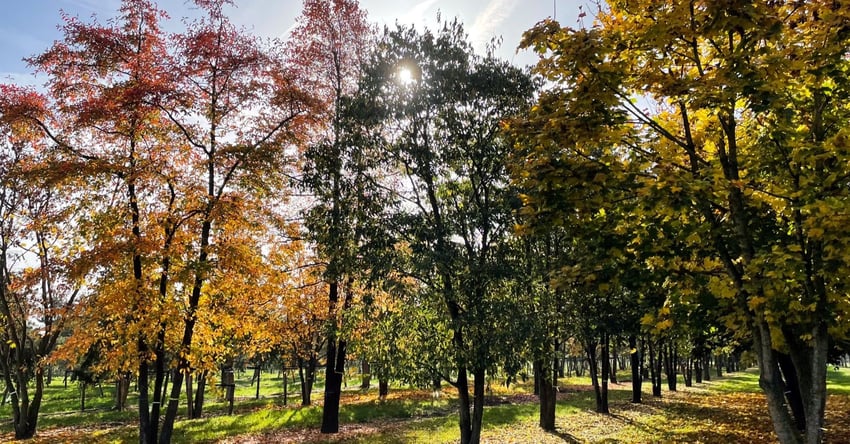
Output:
top-left (514, 2), bottom-right (850, 443)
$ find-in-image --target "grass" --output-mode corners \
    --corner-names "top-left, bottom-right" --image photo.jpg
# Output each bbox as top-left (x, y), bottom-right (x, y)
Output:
top-left (2, 367), bottom-right (850, 443)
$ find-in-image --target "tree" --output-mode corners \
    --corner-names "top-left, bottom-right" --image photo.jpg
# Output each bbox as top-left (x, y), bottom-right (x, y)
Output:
top-left (1, 2), bottom-right (182, 441)
top-left (286, 0), bottom-right (376, 433)
top-left (1, 1), bottom-right (310, 442)
top-left (0, 143), bottom-right (81, 439)
top-left (517, 2), bottom-right (850, 443)
top-left (156, 1), bottom-right (310, 440)
top-left (346, 20), bottom-right (535, 444)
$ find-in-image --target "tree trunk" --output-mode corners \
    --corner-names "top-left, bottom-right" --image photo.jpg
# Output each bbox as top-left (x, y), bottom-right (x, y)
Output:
top-left (192, 371), bottom-right (206, 419)
top-left (787, 324), bottom-right (829, 444)
top-left (610, 338), bottom-right (618, 384)
top-left (321, 281), bottom-right (348, 434)
top-left (664, 342), bottom-right (677, 391)
top-left (629, 335), bottom-right (642, 403)
top-left (754, 321), bottom-right (803, 444)
top-left (115, 373), bottom-right (131, 412)
top-left (254, 366), bottom-right (261, 400)
top-left (138, 353), bottom-right (151, 444)
top-left (470, 368), bottom-right (486, 444)
top-left (378, 378), bottom-right (389, 400)
top-left (648, 340), bottom-right (662, 397)
top-left (80, 382), bottom-right (86, 412)
top-left (716, 354), bottom-right (723, 378)
top-left (777, 352), bottom-right (805, 431)
top-left (360, 361), bottom-right (371, 389)
top-left (536, 358), bottom-right (556, 431)
top-left (457, 367), bottom-right (473, 444)
top-left (600, 333), bottom-right (610, 414)
top-left (185, 372), bottom-right (193, 420)
top-left (585, 338), bottom-right (607, 413)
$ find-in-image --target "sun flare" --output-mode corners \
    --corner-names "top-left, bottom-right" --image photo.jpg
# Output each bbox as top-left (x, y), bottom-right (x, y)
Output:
top-left (397, 67), bottom-right (414, 85)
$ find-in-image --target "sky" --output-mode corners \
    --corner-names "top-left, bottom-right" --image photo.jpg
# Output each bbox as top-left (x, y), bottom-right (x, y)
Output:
top-left (0, 0), bottom-right (586, 85)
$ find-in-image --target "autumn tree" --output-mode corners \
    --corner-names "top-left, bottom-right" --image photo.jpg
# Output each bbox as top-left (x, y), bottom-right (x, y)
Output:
top-left (517, 2), bottom-right (850, 443)
top-left (286, 0), bottom-right (377, 433)
top-left (0, 142), bottom-right (82, 439)
top-left (0, 2), bottom-right (186, 441)
top-left (1, 1), bottom-right (310, 442)
top-left (156, 1), bottom-right (310, 441)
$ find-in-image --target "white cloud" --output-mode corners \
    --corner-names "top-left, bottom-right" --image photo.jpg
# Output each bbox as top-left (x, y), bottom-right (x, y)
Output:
top-left (399, 0), bottom-right (442, 25)
top-left (470, 0), bottom-right (520, 50)
top-left (0, 72), bottom-right (46, 89)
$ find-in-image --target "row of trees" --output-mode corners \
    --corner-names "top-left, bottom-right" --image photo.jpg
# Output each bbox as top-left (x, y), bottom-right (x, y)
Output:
top-left (1, 1), bottom-right (848, 444)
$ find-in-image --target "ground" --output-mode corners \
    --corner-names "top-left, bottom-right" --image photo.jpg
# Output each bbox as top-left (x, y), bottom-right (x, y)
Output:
top-left (2, 368), bottom-right (849, 443)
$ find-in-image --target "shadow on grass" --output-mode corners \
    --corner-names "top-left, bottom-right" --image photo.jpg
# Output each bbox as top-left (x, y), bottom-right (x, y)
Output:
top-left (547, 429), bottom-right (582, 443)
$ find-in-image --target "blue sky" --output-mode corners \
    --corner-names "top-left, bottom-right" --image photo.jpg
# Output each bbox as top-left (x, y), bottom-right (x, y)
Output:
top-left (0, 0), bottom-right (585, 84)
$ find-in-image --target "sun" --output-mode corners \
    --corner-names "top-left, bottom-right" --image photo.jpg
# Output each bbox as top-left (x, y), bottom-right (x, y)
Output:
top-left (397, 66), bottom-right (414, 85)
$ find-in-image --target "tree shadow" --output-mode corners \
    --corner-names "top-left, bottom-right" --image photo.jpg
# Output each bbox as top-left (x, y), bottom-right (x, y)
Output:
top-left (546, 429), bottom-right (582, 443)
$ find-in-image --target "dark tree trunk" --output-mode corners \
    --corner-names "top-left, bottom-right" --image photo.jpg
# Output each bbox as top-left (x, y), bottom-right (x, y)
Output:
top-left (321, 279), bottom-right (351, 434)
top-left (80, 382), bottom-right (86, 412)
top-left (298, 357), bottom-right (317, 406)
top-left (536, 358), bottom-right (556, 431)
top-left (629, 335), bottom-right (642, 403)
top-left (220, 363), bottom-right (236, 416)
top-left (648, 340), bottom-right (662, 397)
top-left (610, 338), bottom-right (618, 384)
top-left (378, 378), bottom-right (389, 399)
top-left (585, 338), bottom-right (608, 413)
top-left (192, 371), bottom-right (206, 419)
top-left (469, 368), bottom-right (486, 444)
top-left (457, 367), bottom-right (473, 444)
top-left (716, 354), bottom-right (723, 378)
top-left (777, 352), bottom-right (806, 431)
top-left (600, 333), bottom-right (610, 414)
top-left (360, 361), bottom-right (371, 389)
top-left (185, 373), bottom-right (193, 420)
top-left (253, 366), bottom-right (261, 400)
top-left (138, 348), bottom-right (152, 444)
top-left (533, 360), bottom-right (541, 396)
top-left (664, 342), bottom-right (677, 392)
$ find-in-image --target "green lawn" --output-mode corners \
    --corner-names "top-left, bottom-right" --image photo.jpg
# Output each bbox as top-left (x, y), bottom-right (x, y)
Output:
top-left (2, 367), bottom-right (850, 443)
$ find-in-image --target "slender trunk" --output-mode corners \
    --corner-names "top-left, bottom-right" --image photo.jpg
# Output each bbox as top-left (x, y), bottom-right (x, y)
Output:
top-left (629, 335), bottom-right (642, 403)
top-left (470, 368), bottom-right (486, 444)
top-left (360, 361), bottom-right (371, 389)
top-left (378, 378), bottom-right (389, 399)
top-left (321, 280), bottom-right (347, 433)
top-left (185, 373), bottom-right (193, 420)
top-left (254, 366), bottom-right (261, 400)
top-left (192, 371), bottom-right (206, 419)
top-left (457, 367), bottom-right (473, 444)
top-left (138, 347), bottom-right (151, 444)
top-left (536, 358), bottom-right (556, 431)
top-left (777, 352), bottom-right (805, 431)
top-left (532, 360), bottom-right (541, 396)
top-left (787, 324), bottom-right (829, 444)
top-left (715, 354), bottom-right (723, 377)
top-left (80, 382), bottom-right (86, 412)
top-left (585, 339), bottom-right (604, 413)
top-left (600, 333), bottom-right (610, 414)
top-left (648, 340), bottom-right (662, 397)
top-left (610, 338), bottom-right (618, 384)
top-left (754, 320), bottom-right (803, 444)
